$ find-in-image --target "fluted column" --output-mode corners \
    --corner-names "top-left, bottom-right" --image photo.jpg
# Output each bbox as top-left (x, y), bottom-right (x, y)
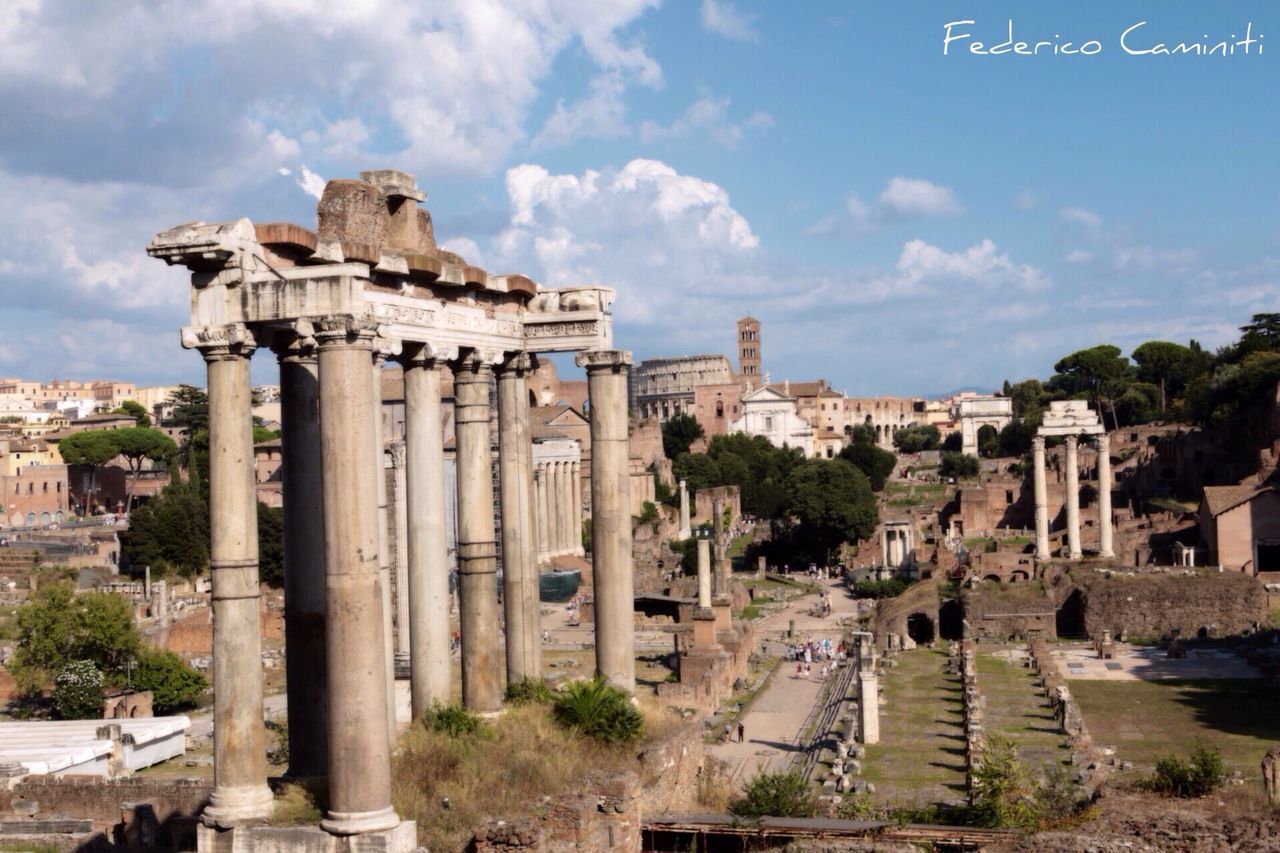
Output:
top-left (370, 350), bottom-right (397, 745)
top-left (570, 459), bottom-right (583, 556)
top-left (390, 441), bottom-right (410, 661)
top-left (402, 345), bottom-right (452, 718)
top-left (1065, 435), bottom-right (1082, 560)
top-left (315, 316), bottom-right (398, 836)
top-left (535, 463), bottom-right (550, 562)
top-left (497, 353), bottom-right (540, 686)
top-left (1097, 433), bottom-right (1114, 558)
top-left (196, 325), bottom-right (273, 829)
top-left (1032, 436), bottom-right (1050, 560)
top-left (276, 333), bottom-right (327, 780)
top-left (557, 460), bottom-right (572, 556)
top-left (452, 351), bottom-right (502, 712)
top-left (577, 350), bottom-right (635, 692)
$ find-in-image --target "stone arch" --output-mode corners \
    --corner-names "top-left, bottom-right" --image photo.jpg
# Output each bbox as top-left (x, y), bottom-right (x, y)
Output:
top-left (984, 574), bottom-right (1002, 583)
top-left (1056, 588), bottom-right (1085, 637)
top-left (1009, 569), bottom-right (1030, 583)
top-left (906, 612), bottom-right (935, 644)
top-left (25, 512), bottom-right (35, 527)
top-left (39, 512), bottom-right (50, 526)
top-left (939, 599), bottom-right (964, 640)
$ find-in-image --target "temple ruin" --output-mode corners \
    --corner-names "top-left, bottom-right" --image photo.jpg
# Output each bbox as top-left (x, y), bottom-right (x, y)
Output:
top-left (147, 169), bottom-right (636, 851)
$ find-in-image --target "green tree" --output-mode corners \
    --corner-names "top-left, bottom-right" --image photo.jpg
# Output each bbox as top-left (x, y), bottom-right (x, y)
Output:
top-left (661, 413), bottom-right (705, 458)
top-left (13, 583), bottom-right (142, 689)
top-left (892, 424), bottom-right (941, 453)
top-left (838, 442), bottom-right (896, 491)
top-left (672, 452), bottom-right (721, 493)
top-left (941, 431), bottom-right (963, 452)
top-left (939, 452), bottom-right (980, 479)
top-left (996, 420), bottom-right (1036, 458)
top-left (1238, 313), bottom-right (1280, 354)
top-left (1049, 345), bottom-right (1132, 429)
top-left (113, 400), bottom-right (152, 427)
top-left (847, 422), bottom-right (876, 445)
top-left (133, 649), bottom-right (208, 713)
top-left (1004, 379), bottom-right (1047, 424)
top-left (112, 427), bottom-right (178, 512)
top-left (57, 430), bottom-right (120, 514)
top-left (1131, 341), bottom-right (1198, 413)
top-left (54, 660), bottom-right (105, 720)
top-left (124, 479), bottom-right (210, 577)
top-left (730, 770), bottom-right (817, 818)
top-left (252, 426), bottom-right (280, 444)
top-left (257, 502), bottom-right (284, 587)
top-left (784, 459), bottom-right (876, 562)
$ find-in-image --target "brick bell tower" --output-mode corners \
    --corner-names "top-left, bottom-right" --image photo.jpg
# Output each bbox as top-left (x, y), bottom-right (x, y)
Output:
top-left (737, 316), bottom-right (761, 388)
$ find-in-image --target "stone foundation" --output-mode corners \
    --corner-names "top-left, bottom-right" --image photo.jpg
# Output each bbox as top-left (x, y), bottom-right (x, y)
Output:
top-left (196, 820), bottom-right (420, 853)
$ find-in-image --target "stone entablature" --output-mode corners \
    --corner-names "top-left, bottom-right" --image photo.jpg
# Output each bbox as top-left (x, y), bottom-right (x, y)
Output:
top-left (1033, 402), bottom-right (1112, 562)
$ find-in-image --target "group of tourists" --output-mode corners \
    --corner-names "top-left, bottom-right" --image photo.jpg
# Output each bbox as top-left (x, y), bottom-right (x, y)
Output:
top-left (786, 636), bottom-right (847, 680)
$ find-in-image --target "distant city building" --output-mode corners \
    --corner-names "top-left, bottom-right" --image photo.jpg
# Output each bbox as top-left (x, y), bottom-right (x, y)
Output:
top-left (737, 316), bottom-right (762, 386)
top-left (633, 354), bottom-right (733, 422)
top-left (729, 385), bottom-right (815, 456)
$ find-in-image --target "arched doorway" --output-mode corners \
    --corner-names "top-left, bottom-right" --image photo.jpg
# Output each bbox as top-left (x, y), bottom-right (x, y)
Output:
top-left (906, 612), bottom-right (936, 644)
top-left (1056, 588), bottom-right (1085, 637)
top-left (939, 599), bottom-right (964, 640)
top-left (1009, 569), bottom-right (1029, 583)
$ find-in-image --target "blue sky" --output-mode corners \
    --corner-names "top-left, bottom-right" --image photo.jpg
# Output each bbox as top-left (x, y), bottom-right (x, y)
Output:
top-left (0, 1), bottom-right (1275, 395)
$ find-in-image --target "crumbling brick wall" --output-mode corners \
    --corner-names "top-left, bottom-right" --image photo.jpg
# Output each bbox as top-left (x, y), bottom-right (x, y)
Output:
top-left (1074, 570), bottom-right (1266, 640)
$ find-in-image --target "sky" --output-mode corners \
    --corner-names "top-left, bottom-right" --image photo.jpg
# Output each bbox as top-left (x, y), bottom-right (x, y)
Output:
top-left (0, 1), bottom-right (1276, 395)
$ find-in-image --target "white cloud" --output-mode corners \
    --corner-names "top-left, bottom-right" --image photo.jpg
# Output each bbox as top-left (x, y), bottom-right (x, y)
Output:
top-left (0, 0), bottom-right (664, 178)
top-left (296, 165), bottom-right (326, 200)
top-left (878, 178), bottom-right (962, 218)
top-left (1065, 249), bottom-right (1093, 264)
top-left (639, 94), bottom-right (773, 148)
top-left (808, 177), bottom-right (961, 237)
top-left (699, 0), bottom-right (759, 41)
top-left (1013, 189), bottom-right (1039, 211)
top-left (1059, 207), bottom-right (1102, 230)
top-left (533, 74), bottom-right (629, 148)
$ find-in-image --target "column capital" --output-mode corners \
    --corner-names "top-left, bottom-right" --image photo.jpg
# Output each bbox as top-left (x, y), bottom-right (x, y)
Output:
top-left (270, 325), bottom-right (319, 364)
top-left (182, 323), bottom-right (257, 361)
top-left (1095, 432), bottom-right (1110, 451)
top-left (388, 440), bottom-right (407, 468)
top-left (451, 348), bottom-right (501, 379)
top-left (1064, 434), bottom-right (1079, 450)
top-left (399, 340), bottom-right (457, 369)
top-left (313, 314), bottom-right (380, 349)
top-left (575, 349), bottom-right (632, 372)
top-left (1031, 435), bottom-right (1046, 451)
top-left (495, 352), bottom-right (535, 375)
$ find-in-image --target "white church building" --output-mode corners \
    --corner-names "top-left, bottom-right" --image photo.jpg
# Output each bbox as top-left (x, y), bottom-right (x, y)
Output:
top-left (728, 385), bottom-right (815, 457)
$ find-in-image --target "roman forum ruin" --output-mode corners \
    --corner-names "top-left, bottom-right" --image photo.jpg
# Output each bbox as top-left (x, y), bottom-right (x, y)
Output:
top-left (146, 169), bottom-right (635, 850)
top-left (1032, 400), bottom-right (1113, 561)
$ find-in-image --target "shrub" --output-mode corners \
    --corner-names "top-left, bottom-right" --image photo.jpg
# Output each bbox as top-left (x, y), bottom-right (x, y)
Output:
top-left (969, 735), bottom-right (1037, 829)
top-left (939, 452), bottom-right (980, 479)
top-left (54, 659), bottom-right (104, 720)
top-left (270, 782), bottom-right (322, 826)
top-left (505, 677), bottom-right (552, 706)
top-left (133, 648), bottom-right (207, 713)
top-left (836, 792), bottom-right (875, 820)
top-left (422, 701), bottom-right (487, 738)
top-left (850, 577), bottom-right (914, 599)
top-left (551, 676), bottom-right (643, 745)
top-left (730, 770), bottom-right (817, 818)
top-left (1148, 745), bottom-right (1223, 797)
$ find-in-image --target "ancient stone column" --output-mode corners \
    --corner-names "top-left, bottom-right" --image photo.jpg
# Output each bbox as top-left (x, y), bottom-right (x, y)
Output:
top-left (1096, 433), bottom-right (1114, 559)
top-left (857, 637), bottom-right (880, 744)
top-left (390, 442), bottom-right (410, 663)
top-left (548, 461), bottom-right (562, 555)
top-left (197, 325), bottom-right (274, 829)
top-left (697, 538), bottom-right (712, 608)
top-left (577, 350), bottom-right (635, 692)
top-left (1065, 435), bottom-right (1082, 560)
top-left (497, 354), bottom-right (540, 686)
top-left (315, 316), bottom-right (399, 836)
top-left (1032, 436), bottom-right (1050, 560)
top-left (678, 479), bottom-right (691, 539)
top-left (558, 460), bottom-right (574, 556)
top-left (452, 351), bottom-right (502, 712)
top-left (571, 459), bottom-right (583, 556)
top-left (371, 351), bottom-right (397, 745)
top-left (402, 345), bottom-right (452, 717)
top-left (535, 463), bottom-right (550, 562)
top-left (276, 334), bottom-right (328, 780)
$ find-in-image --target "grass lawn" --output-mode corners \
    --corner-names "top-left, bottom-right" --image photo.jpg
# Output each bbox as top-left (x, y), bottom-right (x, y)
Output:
top-left (975, 650), bottom-right (1071, 777)
top-left (861, 648), bottom-right (968, 808)
top-left (1071, 678), bottom-right (1280, 786)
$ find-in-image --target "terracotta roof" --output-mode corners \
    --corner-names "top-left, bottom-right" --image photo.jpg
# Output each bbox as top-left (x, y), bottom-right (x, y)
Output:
top-left (530, 404), bottom-right (586, 428)
top-left (768, 381), bottom-right (828, 398)
top-left (1202, 483), bottom-right (1275, 517)
top-left (815, 429), bottom-right (843, 440)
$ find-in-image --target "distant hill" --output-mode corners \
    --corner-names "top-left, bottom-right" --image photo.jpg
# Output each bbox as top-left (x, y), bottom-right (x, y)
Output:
top-left (917, 385), bottom-right (997, 400)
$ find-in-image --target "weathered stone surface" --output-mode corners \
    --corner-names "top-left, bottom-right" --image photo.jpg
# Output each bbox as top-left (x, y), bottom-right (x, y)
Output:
top-left (317, 179), bottom-right (387, 249)
top-left (1263, 746), bottom-right (1280, 805)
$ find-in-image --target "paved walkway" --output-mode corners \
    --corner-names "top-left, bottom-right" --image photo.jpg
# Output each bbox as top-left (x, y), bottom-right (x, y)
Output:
top-left (709, 576), bottom-right (862, 786)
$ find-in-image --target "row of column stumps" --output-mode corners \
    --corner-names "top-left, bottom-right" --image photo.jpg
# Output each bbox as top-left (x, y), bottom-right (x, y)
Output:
top-left (1031, 432), bottom-right (1114, 562)
top-left (196, 319), bottom-right (636, 837)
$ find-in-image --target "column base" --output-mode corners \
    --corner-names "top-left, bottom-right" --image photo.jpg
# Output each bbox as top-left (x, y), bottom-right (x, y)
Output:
top-left (198, 819), bottom-right (417, 852)
top-left (321, 806), bottom-right (401, 836)
top-left (1069, 551), bottom-right (1083, 560)
top-left (201, 783), bottom-right (275, 829)
top-left (1098, 550), bottom-right (1115, 559)
top-left (1034, 550), bottom-right (1050, 562)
